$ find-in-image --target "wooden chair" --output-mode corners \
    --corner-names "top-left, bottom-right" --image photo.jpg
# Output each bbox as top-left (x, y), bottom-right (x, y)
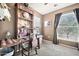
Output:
top-left (21, 34), bottom-right (38, 56)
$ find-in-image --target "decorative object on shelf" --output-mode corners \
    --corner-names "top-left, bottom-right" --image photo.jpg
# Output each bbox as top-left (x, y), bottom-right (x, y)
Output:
top-left (6, 32), bottom-right (11, 39)
top-left (24, 3), bottom-right (29, 7)
top-left (18, 10), bottom-right (22, 17)
top-left (0, 3), bottom-right (11, 21)
top-left (18, 26), bottom-right (28, 38)
top-left (23, 12), bottom-right (29, 19)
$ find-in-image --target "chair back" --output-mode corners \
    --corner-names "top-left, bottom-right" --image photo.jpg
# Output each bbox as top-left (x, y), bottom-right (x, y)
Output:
top-left (32, 35), bottom-right (37, 48)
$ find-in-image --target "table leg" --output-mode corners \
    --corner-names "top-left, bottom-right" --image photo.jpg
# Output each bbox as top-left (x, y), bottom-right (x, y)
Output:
top-left (37, 38), bottom-right (40, 49)
top-left (13, 45), bottom-right (17, 56)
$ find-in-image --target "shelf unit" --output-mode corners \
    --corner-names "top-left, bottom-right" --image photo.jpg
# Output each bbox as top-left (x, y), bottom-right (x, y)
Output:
top-left (15, 3), bottom-right (34, 39)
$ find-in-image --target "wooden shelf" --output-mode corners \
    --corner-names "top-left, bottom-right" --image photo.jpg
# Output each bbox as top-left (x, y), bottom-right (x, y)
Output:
top-left (28, 28), bottom-right (33, 30)
top-left (18, 4), bottom-right (33, 15)
top-left (15, 3), bottom-right (34, 38)
top-left (18, 17), bottom-right (33, 22)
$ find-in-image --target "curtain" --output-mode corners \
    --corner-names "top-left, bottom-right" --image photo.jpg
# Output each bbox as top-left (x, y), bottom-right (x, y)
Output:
top-left (53, 13), bottom-right (62, 44)
top-left (73, 8), bottom-right (79, 49)
top-left (73, 8), bottom-right (79, 24)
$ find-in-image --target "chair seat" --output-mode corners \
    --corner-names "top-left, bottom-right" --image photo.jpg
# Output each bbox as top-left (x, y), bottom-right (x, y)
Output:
top-left (22, 42), bottom-right (28, 48)
top-left (21, 34), bottom-right (38, 56)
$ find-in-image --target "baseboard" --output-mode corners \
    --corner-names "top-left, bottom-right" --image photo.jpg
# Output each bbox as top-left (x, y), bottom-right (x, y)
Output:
top-left (59, 39), bottom-right (78, 48)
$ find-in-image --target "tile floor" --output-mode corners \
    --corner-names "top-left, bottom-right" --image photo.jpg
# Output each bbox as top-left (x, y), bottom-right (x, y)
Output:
top-left (19, 40), bottom-right (79, 56)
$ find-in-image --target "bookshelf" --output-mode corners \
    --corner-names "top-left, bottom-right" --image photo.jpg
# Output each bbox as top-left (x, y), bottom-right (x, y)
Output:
top-left (15, 3), bottom-right (34, 38)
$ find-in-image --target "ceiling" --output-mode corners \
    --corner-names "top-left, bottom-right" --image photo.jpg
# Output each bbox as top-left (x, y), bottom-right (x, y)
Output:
top-left (29, 3), bottom-right (75, 15)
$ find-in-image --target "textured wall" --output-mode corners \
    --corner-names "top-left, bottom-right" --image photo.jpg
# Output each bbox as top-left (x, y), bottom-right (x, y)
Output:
top-left (0, 4), bottom-right (15, 39)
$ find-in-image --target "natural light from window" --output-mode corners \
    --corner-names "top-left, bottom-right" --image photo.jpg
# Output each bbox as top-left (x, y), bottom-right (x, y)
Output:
top-left (57, 11), bottom-right (79, 42)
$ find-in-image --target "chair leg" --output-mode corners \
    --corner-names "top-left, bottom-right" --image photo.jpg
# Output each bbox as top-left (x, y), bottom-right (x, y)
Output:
top-left (35, 48), bottom-right (38, 55)
top-left (28, 51), bottom-right (30, 56)
top-left (22, 48), bottom-right (23, 56)
top-left (28, 48), bottom-right (30, 56)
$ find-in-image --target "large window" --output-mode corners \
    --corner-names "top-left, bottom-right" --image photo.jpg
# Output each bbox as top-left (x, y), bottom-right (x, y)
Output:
top-left (57, 11), bottom-right (79, 42)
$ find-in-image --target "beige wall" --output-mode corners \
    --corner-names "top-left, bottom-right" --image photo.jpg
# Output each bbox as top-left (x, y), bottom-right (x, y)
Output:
top-left (0, 4), bottom-right (15, 39)
top-left (42, 13), bottom-right (55, 40)
top-left (43, 3), bottom-right (79, 41)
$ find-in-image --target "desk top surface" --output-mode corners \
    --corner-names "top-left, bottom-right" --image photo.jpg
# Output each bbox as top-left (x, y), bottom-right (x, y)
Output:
top-left (0, 39), bottom-right (29, 49)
